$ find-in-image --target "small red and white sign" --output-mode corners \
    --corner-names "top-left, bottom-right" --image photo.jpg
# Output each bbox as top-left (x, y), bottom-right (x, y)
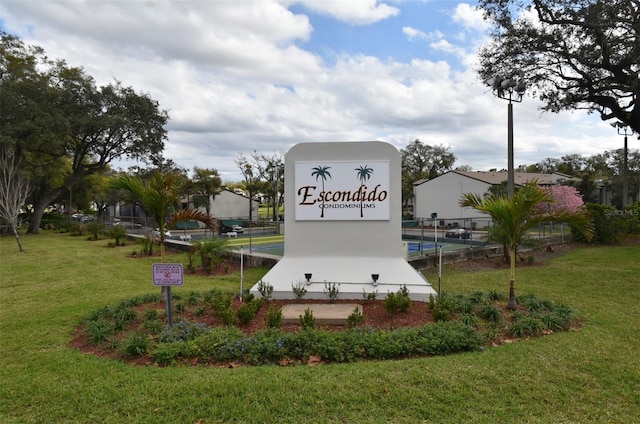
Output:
top-left (152, 263), bottom-right (184, 286)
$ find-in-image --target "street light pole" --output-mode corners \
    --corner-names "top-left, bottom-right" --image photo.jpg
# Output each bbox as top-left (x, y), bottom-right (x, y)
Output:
top-left (611, 122), bottom-right (631, 208)
top-left (486, 76), bottom-right (526, 198)
top-left (507, 101), bottom-right (515, 198)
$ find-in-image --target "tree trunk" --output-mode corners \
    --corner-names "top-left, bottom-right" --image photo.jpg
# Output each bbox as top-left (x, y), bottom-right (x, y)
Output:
top-left (27, 187), bottom-right (64, 234)
top-left (12, 225), bottom-right (24, 252)
top-left (26, 201), bottom-right (47, 234)
top-left (507, 245), bottom-right (518, 310)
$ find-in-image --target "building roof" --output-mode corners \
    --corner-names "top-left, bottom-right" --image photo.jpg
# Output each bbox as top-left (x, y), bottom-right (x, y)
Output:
top-left (414, 171), bottom-right (578, 187)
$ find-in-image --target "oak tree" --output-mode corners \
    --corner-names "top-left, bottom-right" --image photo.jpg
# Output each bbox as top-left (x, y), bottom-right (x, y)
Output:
top-left (477, 0), bottom-right (640, 133)
top-left (0, 32), bottom-right (168, 232)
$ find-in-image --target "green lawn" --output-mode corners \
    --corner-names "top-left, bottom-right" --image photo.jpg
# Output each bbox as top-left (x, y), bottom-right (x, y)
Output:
top-left (1, 232), bottom-right (639, 423)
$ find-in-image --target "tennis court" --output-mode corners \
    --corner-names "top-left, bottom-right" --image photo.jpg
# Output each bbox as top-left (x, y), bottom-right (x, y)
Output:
top-left (223, 234), bottom-right (477, 258)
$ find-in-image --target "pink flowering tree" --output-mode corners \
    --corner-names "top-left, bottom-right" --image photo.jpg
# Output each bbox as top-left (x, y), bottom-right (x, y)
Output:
top-left (538, 185), bottom-right (585, 215)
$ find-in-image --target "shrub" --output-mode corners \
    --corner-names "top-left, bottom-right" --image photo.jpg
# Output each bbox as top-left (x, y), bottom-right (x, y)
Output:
top-left (86, 222), bottom-right (104, 240)
top-left (509, 314), bottom-right (545, 337)
top-left (145, 309), bottom-right (160, 321)
top-left (86, 318), bottom-right (113, 344)
top-left (478, 303), bottom-right (503, 325)
top-left (347, 307), bottom-right (365, 327)
top-left (187, 291), bottom-right (201, 305)
top-left (210, 291), bottom-right (233, 311)
top-left (159, 320), bottom-right (211, 343)
top-left (142, 319), bottom-right (163, 334)
top-left (237, 303), bottom-right (257, 324)
top-left (69, 223), bottom-right (85, 237)
top-left (193, 239), bottom-right (229, 272)
top-left (257, 280), bottom-right (274, 301)
top-left (324, 282), bottom-right (340, 302)
top-left (218, 308), bottom-right (237, 327)
top-left (517, 293), bottom-right (555, 312)
top-left (487, 290), bottom-right (506, 301)
top-left (291, 281), bottom-right (307, 299)
top-left (362, 289), bottom-right (378, 301)
top-left (113, 306), bottom-right (136, 332)
top-left (265, 304), bottom-right (283, 329)
top-left (384, 285), bottom-right (411, 314)
top-left (121, 332), bottom-right (151, 358)
top-left (460, 312), bottom-right (478, 327)
top-left (300, 308), bottom-right (315, 330)
top-left (109, 225), bottom-right (127, 246)
top-left (189, 327), bottom-right (246, 362)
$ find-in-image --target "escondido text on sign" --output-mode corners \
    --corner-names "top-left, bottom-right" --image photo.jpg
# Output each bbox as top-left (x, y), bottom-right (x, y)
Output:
top-left (294, 161), bottom-right (390, 220)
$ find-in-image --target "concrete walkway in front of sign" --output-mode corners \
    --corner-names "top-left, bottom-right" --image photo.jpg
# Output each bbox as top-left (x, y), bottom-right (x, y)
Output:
top-left (281, 303), bottom-right (362, 325)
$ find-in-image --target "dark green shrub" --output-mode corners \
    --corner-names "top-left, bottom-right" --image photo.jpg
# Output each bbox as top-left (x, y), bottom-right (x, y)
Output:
top-left (187, 291), bottom-right (201, 305)
top-left (142, 319), bottom-right (163, 334)
top-left (576, 203), bottom-right (620, 243)
top-left (384, 285), bottom-right (411, 314)
top-left (145, 309), bottom-right (160, 321)
top-left (86, 222), bottom-right (104, 240)
top-left (159, 320), bottom-right (210, 343)
top-left (109, 225), bottom-right (127, 246)
top-left (69, 223), bottom-right (85, 236)
top-left (190, 327), bottom-right (246, 362)
top-left (121, 332), bottom-right (151, 358)
top-left (478, 303), bottom-right (503, 325)
top-left (153, 341), bottom-right (189, 366)
top-left (517, 293), bottom-right (554, 312)
top-left (86, 318), bottom-right (113, 344)
top-left (460, 312), bottom-right (478, 327)
top-left (218, 308), bottom-right (237, 327)
top-left (113, 306), bottom-right (136, 332)
top-left (210, 291), bottom-right (233, 311)
top-left (237, 303), bottom-right (257, 324)
top-left (265, 304), bottom-right (283, 329)
top-left (347, 307), bottom-right (365, 327)
top-left (488, 290), bottom-right (506, 301)
top-left (300, 308), bottom-right (315, 330)
top-left (466, 291), bottom-right (486, 304)
top-left (510, 314), bottom-right (545, 337)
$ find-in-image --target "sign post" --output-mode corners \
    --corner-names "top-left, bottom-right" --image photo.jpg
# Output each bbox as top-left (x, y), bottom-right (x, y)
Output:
top-left (152, 263), bottom-right (184, 327)
top-left (431, 212), bottom-right (438, 257)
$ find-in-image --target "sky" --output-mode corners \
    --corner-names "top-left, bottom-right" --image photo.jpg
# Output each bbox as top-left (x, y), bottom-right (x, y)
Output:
top-left (0, 0), bottom-right (625, 182)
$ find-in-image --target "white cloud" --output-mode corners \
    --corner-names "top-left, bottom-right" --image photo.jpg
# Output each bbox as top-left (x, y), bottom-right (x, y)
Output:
top-left (402, 26), bottom-right (443, 42)
top-left (286, 0), bottom-right (400, 25)
top-left (1, 0), bottom-right (623, 180)
top-left (451, 3), bottom-right (489, 32)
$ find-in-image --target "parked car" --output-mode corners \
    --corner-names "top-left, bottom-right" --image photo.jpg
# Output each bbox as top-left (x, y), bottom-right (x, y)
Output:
top-left (152, 228), bottom-right (171, 238)
top-left (219, 224), bottom-right (244, 234)
top-left (445, 228), bottom-right (471, 239)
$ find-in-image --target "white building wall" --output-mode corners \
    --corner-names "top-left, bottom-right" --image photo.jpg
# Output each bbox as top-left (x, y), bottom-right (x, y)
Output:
top-left (413, 172), bottom-right (490, 220)
top-left (201, 190), bottom-right (259, 220)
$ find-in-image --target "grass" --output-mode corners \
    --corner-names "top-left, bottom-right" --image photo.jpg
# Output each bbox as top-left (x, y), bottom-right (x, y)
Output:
top-left (1, 232), bottom-right (639, 423)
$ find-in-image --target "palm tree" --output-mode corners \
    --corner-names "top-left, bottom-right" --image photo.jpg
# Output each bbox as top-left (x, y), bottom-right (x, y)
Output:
top-left (311, 166), bottom-right (331, 218)
top-left (112, 171), bottom-right (216, 300)
top-left (355, 165), bottom-right (374, 218)
top-left (460, 181), bottom-right (594, 310)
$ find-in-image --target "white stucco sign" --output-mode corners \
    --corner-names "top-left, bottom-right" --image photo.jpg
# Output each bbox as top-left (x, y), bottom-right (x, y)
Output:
top-left (294, 160), bottom-right (390, 220)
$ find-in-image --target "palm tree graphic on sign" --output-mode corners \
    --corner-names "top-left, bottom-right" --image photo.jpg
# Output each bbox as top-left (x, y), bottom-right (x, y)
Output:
top-left (311, 166), bottom-right (331, 218)
top-left (355, 165), bottom-right (374, 217)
